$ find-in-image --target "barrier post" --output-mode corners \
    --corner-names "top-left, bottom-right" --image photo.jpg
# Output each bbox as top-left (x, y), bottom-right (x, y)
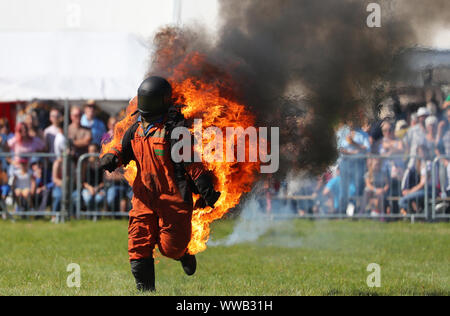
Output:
top-left (424, 158), bottom-right (429, 221)
top-left (60, 100), bottom-right (70, 223)
top-left (431, 157), bottom-right (438, 221)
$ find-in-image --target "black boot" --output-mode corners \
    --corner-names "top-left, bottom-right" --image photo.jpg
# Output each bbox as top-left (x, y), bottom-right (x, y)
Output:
top-left (130, 257), bottom-right (155, 292)
top-left (179, 253), bottom-right (197, 276)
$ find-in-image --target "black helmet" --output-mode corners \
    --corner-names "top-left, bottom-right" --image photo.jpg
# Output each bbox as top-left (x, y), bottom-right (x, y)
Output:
top-left (136, 76), bottom-right (172, 117)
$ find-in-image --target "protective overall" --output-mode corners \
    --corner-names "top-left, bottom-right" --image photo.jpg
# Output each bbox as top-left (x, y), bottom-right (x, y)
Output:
top-left (101, 77), bottom-right (220, 291)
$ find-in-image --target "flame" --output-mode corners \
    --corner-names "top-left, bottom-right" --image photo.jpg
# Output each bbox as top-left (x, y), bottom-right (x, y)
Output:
top-left (102, 52), bottom-right (260, 255)
top-left (171, 55), bottom-right (260, 253)
top-left (101, 97), bottom-right (138, 185)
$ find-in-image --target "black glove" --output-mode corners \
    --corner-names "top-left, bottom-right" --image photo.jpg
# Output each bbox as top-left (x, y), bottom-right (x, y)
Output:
top-left (100, 153), bottom-right (119, 172)
top-left (205, 190), bottom-right (221, 208)
top-left (194, 191), bottom-right (221, 208)
top-left (194, 197), bottom-right (207, 210)
top-left (194, 173), bottom-right (221, 208)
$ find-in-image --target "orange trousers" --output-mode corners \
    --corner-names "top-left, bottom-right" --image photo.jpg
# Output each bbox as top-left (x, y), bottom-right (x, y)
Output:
top-left (107, 106), bottom-right (206, 261)
top-left (128, 207), bottom-right (192, 261)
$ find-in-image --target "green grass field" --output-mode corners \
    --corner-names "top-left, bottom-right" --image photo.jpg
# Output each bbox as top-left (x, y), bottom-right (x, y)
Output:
top-left (0, 218), bottom-right (448, 296)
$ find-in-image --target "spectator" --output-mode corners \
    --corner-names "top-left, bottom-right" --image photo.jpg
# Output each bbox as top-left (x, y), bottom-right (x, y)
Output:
top-left (30, 101), bottom-right (53, 131)
top-left (0, 167), bottom-right (10, 203)
top-left (7, 122), bottom-right (45, 168)
top-left (260, 175), bottom-right (281, 214)
top-left (0, 118), bottom-right (14, 143)
top-left (53, 120), bottom-right (67, 158)
top-left (439, 109), bottom-right (450, 157)
top-left (387, 120), bottom-right (409, 213)
top-left (410, 112), bottom-right (418, 128)
top-left (337, 122), bottom-right (371, 155)
top-left (321, 165), bottom-right (356, 214)
top-left (81, 101), bottom-right (106, 146)
top-left (43, 109), bottom-right (62, 158)
top-left (31, 161), bottom-right (50, 211)
top-left (368, 106), bottom-right (395, 148)
top-left (0, 167), bottom-right (10, 219)
top-left (11, 158), bottom-right (36, 212)
top-left (361, 158), bottom-right (390, 215)
top-left (336, 122), bottom-right (370, 212)
top-left (405, 107), bottom-right (429, 168)
top-left (394, 120), bottom-right (408, 140)
top-left (424, 115), bottom-right (439, 157)
top-left (23, 112), bottom-right (43, 140)
top-left (101, 116), bottom-right (117, 145)
top-left (68, 106), bottom-right (92, 161)
top-left (442, 94), bottom-right (450, 110)
top-left (377, 121), bottom-right (404, 155)
top-left (378, 120), bottom-right (405, 178)
top-left (104, 168), bottom-right (132, 213)
top-left (399, 145), bottom-right (432, 215)
top-left (51, 156), bottom-right (65, 220)
top-left (437, 108), bottom-right (450, 151)
top-left (0, 118), bottom-right (13, 171)
top-left (50, 156), bottom-right (77, 220)
top-left (285, 171), bottom-right (316, 216)
top-left (81, 143), bottom-right (105, 211)
top-left (310, 172), bottom-right (332, 214)
top-left (436, 110), bottom-right (450, 203)
top-left (425, 87), bottom-right (445, 113)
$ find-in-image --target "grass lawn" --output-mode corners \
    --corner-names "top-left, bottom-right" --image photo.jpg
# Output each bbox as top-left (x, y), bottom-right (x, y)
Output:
top-left (0, 218), bottom-right (448, 296)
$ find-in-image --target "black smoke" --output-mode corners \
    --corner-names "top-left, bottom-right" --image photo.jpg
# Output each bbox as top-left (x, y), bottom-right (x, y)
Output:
top-left (148, 0), bottom-right (450, 176)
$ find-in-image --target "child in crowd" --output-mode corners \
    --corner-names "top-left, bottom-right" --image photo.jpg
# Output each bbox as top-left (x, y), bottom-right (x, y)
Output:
top-left (31, 161), bottom-right (50, 211)
top-left (81, 143), bottom-right (105, 211)
top-left (361, 158), bottom-right (390, 215)
top-left (0, 167), bottom-right (10, 219)
top-left (11, 158), bottom-right (35, 212)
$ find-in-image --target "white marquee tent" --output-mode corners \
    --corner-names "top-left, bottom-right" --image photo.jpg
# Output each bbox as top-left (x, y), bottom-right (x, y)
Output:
top-left (0, 31), bottom-right (150, 101)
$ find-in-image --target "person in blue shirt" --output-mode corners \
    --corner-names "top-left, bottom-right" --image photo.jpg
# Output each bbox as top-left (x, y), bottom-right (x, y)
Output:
top-left (322, 165), bottom-right (356, 214)
top-left (0, 118), bottom-right (14, 171)
top-left (80, 102), bottom-right (107, 145)
top-left (336, 123), bottom-right (371, 213)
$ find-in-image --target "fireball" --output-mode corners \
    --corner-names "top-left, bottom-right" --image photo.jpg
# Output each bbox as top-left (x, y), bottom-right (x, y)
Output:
top-left (102, 52), bottom-right (260, 254)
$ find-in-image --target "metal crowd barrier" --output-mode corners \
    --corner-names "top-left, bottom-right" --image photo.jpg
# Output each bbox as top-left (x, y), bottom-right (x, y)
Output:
top-left (0, 152), bottom-right (61, 220)
top-left (0, 151), bottom-right (132, 221)
top-left (274, 154), bottom-right (434, 221)
top-left (431, 156), bottom-right (450, 220)
top-left (2, 151), bottom-right (449, 222)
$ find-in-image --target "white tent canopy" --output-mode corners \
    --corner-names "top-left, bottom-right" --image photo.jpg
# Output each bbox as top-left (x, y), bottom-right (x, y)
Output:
top-left (0, 31), bottom-right (150, 101)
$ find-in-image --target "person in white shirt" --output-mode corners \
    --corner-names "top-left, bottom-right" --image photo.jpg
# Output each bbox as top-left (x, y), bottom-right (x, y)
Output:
top-left (43, 109), bottom-right (62, 159)
top-left (53, 120), bottom-right (67, 158)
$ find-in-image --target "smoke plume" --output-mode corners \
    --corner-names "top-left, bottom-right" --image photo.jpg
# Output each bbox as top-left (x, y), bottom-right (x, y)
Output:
top-left (147, 0), bottom-right (450, 176)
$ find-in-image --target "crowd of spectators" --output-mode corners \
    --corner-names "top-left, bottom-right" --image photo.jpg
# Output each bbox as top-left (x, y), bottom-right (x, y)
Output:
top-left (1, 90), bottom-right (450, 220)
top-left (0, 101), bottom-right (131, 220)
top-left (279, 92), bottom-right (450, 217)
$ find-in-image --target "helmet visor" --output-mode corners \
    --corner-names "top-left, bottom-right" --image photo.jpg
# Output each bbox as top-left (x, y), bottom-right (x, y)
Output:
top-left (137, 95), bottom-right (168, 118)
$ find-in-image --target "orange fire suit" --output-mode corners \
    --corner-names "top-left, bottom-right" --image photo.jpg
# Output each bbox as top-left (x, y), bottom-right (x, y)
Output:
top-left (107, 115), bottom-right (211, 261)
